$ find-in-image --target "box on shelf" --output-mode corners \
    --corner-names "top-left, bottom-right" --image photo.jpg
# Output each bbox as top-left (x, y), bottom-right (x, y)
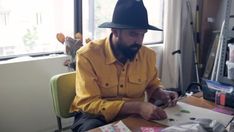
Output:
top-left (226, 61), bottom-right (234, 80)
top-left (228, 44), bottom-right (234, 62)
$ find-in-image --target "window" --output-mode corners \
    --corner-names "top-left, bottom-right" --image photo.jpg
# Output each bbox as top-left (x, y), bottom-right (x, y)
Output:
top-left (82, 0), bottom-right (164, 44)
top-left (0, 0), bottom-right (74, 59)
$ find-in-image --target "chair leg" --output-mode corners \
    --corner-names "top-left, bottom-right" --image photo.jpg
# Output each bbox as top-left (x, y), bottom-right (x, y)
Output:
top-left (56, 116), bottom-right (62, 132)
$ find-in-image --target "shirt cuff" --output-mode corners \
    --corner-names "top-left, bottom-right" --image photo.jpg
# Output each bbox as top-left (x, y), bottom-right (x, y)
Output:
top-left (100, 100), bottom-right (125, 122)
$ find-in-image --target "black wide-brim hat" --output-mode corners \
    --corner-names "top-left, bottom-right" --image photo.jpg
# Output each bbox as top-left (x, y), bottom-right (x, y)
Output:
top-left (99, 0), bottom-right (162, 31)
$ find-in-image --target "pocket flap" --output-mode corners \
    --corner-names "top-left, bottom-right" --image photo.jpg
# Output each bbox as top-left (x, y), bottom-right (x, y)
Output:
top-left (100, 79), bottom-right (118, 88)
top-left (128, 75), bottom-right (146, 84)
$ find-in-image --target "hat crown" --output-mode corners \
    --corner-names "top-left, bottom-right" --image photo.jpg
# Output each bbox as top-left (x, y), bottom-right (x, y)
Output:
top-left (98, 0), bottom-right (162, 31)
top-left (112, 0), bottom-right (148, 28)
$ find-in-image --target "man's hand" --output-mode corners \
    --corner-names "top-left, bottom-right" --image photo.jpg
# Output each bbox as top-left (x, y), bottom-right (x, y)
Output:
top-left (139, 102), bottom-right (167, 120)
top-left (118, 101), bottom-right (167, 121)
top-left (149, 89), bottom-right (178, 108)
top-left (163, 90), bottom-right (178, 107)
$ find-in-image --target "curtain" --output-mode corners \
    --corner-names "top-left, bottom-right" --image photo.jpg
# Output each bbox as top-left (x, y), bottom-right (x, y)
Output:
top-left (161, 0), bottom-right (197, 94)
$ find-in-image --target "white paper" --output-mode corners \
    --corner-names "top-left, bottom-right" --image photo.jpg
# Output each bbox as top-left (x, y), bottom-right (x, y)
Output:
top-left (154, 102), bottom-right (233, 127)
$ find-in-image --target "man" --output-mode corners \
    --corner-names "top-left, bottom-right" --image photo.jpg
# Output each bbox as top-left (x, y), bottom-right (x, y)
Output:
top-left (70, 0), bottom-right (178, 131)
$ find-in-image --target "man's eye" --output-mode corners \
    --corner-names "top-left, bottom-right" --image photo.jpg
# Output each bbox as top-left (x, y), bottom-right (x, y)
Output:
top-left (129, 32), bottom-right (137, 37)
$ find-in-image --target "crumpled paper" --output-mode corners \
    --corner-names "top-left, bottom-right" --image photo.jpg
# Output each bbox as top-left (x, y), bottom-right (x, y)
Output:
top-left (161, 118), bottom-right (227, 132)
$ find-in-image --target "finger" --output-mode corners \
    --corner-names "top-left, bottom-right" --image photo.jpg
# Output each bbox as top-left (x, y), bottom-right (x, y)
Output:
top-left (166, 94), bottom-right (175, 107)
top-left (171, 100), bottom-right (177, 106)
top-left (162, 95), bottom-right (170, 105)
top-left (172, 98), bottom-right (178, 106)
top-left (169, 93), bottom-right (177, 100)
top-left (160, 103), bottom-right (169, 109)
top-left (154, 108), bottom-right (167, 119)
top-left (171, 93), bottom-right (179, 106)
top-left (159, 110), bottom-right (167, 119)
top-left (173, 92), bottom-right (179, 99)
top-left (150, 107), bottom-right (161, 120)
top-left (151, 113), bottom-right (161, 120)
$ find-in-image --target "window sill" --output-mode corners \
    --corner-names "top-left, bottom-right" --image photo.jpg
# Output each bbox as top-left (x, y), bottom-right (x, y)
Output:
top-left (0, 53), bottom-right (68, 65)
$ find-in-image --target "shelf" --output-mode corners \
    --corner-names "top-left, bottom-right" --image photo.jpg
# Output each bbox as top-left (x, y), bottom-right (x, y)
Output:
top-left (216, 0), bottom-right (234, 86)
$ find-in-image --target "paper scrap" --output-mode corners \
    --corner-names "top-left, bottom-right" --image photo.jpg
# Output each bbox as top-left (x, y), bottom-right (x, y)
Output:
top-left (140, 127), bottom-right (163, 132)
top-left (99, 120), bottom-right (131, 132)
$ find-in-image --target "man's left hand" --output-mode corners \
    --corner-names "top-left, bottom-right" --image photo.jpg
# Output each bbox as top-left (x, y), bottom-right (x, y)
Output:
top-left (150, 89), bottom-right (178, 108)
top-left (162, 90), bottom-right (178, 107)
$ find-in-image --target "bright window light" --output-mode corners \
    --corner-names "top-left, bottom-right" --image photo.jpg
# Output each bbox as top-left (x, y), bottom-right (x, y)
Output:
top-left (0, 0), bottom-right (74, 58)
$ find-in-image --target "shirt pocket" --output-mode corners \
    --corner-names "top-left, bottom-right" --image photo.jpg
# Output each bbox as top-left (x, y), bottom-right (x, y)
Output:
top-left (99, 78), bottom-right (118, 97)
top-left (127, 75), bottom-right (147, 98)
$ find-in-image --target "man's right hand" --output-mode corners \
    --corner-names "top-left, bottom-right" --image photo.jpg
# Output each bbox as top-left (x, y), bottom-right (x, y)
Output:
top-left (118, 101), bottom-right (167, 121)
top-left (139, 102), bottom-right (167, 120)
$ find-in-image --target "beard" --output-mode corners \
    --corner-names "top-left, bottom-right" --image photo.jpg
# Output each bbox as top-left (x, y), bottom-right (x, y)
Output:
top-left (116, 41), bottom-right (142, 61)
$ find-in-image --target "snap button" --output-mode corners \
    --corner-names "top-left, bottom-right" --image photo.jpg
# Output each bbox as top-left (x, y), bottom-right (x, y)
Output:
top-left (122, 69), bottom-right (125, 72)
top-left (105, 83), bottom-right (109, 86)
top-left (102, 107), bottom-right (106, 111)
top-left (120, 84), bottom-right (123, 88)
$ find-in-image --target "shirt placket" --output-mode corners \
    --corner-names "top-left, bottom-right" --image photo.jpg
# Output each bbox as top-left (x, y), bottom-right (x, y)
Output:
top-left (117, 64), bottom-right (128, 98)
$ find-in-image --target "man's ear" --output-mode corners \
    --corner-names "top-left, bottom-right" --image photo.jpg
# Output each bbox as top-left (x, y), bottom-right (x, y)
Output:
top-left (111, 28), bottom-right (119, 38)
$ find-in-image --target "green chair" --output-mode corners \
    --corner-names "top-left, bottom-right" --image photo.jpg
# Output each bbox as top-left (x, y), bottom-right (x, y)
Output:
top-left (50, 72), bottom-right (76, 132)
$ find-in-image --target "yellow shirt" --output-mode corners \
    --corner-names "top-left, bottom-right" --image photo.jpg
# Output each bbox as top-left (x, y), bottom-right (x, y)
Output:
top-left (70, 34), bottom-right (162, 122)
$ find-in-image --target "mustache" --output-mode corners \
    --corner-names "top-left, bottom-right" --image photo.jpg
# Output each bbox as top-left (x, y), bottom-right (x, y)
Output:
top-left (129, 43), bottom-right (142, 49)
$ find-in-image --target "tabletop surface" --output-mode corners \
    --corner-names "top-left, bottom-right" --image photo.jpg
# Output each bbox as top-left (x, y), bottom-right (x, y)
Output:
top-left (89, 95), bottom-right (228, 132)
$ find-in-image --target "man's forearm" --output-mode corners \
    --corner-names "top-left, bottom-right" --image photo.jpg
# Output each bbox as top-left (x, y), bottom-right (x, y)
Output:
top-left (118, 101), bottom-right (142, 116)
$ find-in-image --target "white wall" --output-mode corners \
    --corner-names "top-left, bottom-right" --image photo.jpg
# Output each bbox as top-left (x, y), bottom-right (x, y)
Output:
top-left (0, 54), bottom-right (72, 132)
top-left (0, 45), bottom-right (163, 132)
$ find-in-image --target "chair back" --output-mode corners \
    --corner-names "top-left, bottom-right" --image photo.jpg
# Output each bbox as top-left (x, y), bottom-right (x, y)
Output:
top-left (50, 72), bottom-right (76, 118)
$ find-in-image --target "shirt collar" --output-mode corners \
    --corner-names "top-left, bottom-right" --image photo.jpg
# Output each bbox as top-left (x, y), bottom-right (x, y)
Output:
top-left (104, 33), bottom-right (140, 65)
top-left (105, 34), bottom-right (117, 64)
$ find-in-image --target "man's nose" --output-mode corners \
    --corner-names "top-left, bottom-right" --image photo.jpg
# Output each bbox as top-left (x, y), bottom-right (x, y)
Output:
top-left (135, 37), bottom-right (144, 45)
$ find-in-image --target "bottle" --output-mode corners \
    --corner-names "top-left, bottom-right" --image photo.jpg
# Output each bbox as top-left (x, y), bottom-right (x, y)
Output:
top-left (215, 91), bottom-right (226, 106)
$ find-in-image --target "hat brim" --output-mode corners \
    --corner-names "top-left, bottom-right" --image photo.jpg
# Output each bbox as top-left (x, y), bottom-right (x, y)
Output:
top-left (99, 22), bottom-right (163, 31)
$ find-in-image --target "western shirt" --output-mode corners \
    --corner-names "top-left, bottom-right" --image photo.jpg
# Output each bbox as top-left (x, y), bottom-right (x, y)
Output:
top-left (70, 34), bottom-right (162, 122)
